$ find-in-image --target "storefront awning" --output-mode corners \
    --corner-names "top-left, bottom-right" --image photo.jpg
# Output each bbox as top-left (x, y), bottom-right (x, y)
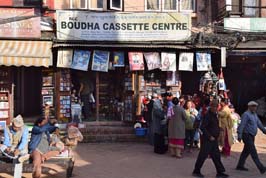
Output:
top-left (0, 40), bottom-right (52, 67)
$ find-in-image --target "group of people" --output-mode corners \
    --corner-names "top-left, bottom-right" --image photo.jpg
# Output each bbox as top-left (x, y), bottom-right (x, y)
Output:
top-left (143, 92), bottom-right (266, 178)
top-left (0, 115), bottom-right (83, 178)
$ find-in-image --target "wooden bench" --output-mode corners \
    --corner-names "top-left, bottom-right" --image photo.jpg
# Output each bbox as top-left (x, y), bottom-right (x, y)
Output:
top-left (0, 125), bottom-right (76, 178)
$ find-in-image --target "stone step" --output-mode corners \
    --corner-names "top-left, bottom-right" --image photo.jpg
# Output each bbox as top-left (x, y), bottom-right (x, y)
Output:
top-left (82, 134), bottom-right (147, 143)
top-left (81, 126), bottom-right (135, 135)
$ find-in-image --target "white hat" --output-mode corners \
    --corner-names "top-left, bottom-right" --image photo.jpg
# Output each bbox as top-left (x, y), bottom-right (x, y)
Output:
top-left (248, 101), bottom-right (258, 106)
top-left (153, 93), bottom-right (158, 98)
top-left (12, 115), bottom-right (24, 127)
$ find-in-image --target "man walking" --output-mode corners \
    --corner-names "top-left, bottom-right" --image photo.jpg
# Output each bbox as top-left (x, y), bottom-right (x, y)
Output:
top-left (236, 101), bottom-right (266, 174)
top-left (192, 100), bottom-right (229, 178)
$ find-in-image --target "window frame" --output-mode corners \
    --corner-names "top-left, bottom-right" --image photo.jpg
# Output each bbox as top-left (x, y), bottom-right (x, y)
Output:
top-left (242, 0), bottom-right (259, 17)
top-left (179, 0), bottom-right (196, 13)
top-left (88, 0), bottom-right (105, 10)
top-left (162, 0), bottom-right (178, 12)
top-left (69, 0), bottom-right (88, 9)
top-left (109, 0), bottom-right (123, 11)
top-left (145, 0), bottom-right (162, 12)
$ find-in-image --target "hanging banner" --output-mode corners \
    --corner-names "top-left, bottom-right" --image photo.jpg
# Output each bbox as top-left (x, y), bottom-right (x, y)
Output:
top-left (57, 49), bottom-right (73, 68)
top-left (128, 52), bottom-right (144, 71)
top-left (57, 11), bottom-right (191, 42)
top-left (178, 52), bottom-right (194, 71)
top-left (144, 52), bottom-right (161, 70)
top-left (161, 52), bottom-right (176, 71)
top-left (221, 47), bottom-right (226, 67)
top-left (71, 50), bottom-right (91, 71)
top-left (92, 50), bottom-right (110, 72)
top-left (196, 53), bottom-right (212, 71)
top-left (113, 52), bottom-right (125, 67)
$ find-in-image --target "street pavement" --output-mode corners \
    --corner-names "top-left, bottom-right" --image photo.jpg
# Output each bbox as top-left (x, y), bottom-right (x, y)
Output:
top-left (1, 132), bottom-right (266, 178)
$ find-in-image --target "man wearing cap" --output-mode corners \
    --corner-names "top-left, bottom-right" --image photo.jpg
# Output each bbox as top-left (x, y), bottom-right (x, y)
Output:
top-left (0, 115), bottom-right (29, 162)
top-left (236, 101), bottom-right (266, 174)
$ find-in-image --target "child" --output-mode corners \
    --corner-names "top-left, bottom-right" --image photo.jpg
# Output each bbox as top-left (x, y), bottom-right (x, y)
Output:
top-left (65, 126), bottom-right (83, 147)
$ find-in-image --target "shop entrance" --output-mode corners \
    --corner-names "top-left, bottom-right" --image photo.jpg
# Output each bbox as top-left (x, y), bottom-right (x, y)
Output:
top-left (71, 68), bottom-right (125, 121)
top-left (14, 67), bottom-right (42, 118)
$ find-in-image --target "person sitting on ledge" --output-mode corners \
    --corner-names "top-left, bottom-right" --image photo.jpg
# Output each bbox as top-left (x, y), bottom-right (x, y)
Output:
top-left (0, 115), bottom-right (30, 163)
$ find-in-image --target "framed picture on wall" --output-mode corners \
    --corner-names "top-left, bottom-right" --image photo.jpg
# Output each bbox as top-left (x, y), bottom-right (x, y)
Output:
top-left (43, 95), bottom-right (53, 106)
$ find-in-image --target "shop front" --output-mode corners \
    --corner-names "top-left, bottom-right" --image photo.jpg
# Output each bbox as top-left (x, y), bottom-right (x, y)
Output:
top-left (0, 40), bottom-right (53, 125)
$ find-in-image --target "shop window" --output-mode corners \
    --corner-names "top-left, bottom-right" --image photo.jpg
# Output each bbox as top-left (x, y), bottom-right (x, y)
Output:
top-left (89, 0), bottom-right (104, 10)
top-left (70, 0), bottom-right (87, 9)
top-left (109, 0), bottom-right (123, 11)
top-left (163, 0), bottom-right (178, 11)
top-left (145, 0), bottom-right (161, 11)
top-left (243, 0), bottom-right (258, 17)
top-left (180, 0), bottom-right (195, 12)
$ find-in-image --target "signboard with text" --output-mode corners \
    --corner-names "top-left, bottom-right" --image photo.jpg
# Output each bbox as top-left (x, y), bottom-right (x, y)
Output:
top-left (56, 11), bottom-right (191, 41)
top-left (224, 18), bottom-right (266, 32)
top-left (0, 8), bottom-right (41, 38)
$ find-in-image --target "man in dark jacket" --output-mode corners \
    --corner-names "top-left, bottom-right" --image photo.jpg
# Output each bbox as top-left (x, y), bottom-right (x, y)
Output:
top-left (193, 100), bottom-right (229, 178)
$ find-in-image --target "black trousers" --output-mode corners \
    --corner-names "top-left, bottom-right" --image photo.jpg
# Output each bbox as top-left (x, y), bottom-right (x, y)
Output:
top-left (194, 138), bottom-right (225, 174)
top-left (237, 133), bottom-right (265, 172)
top-left (154, 133), bottom-right (167, 154)
top-left (81, 94), bottom-right (91, 120)
top-left (185, 129), bottom-right (195, 148)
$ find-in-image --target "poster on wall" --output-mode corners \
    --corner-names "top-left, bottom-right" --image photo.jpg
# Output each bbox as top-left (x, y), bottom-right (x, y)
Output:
top-left (57, 49), bottom-right (73, 68)
top-left (91, 50), bottom-right (110, 72)
top-left (128, 52), bottom-right (144, 71)
top-left (144, 52), bottom-right (161, 70)
top-left (196, 53), bottom-right (212, 71)
top-left (161, 52), bottom-right (176, 71)
top-left (113, 52), bottom-right (125, 67)
top-left (71, 50), bottom-right (91, 71)
top-left (178, 52), bottom-right (194, 71)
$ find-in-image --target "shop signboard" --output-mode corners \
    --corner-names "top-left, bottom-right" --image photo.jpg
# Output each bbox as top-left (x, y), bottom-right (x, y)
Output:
top-left (224, 18), bottom-right (266, 32)
top-left (92, 50), bottom-right (110, 72)
top-left (161, 52), bottom-right (176, 71)
top-left (196, 53), bottom-right (212, 71)
top-left (56, 11), bottom-right (191, 41)
top-left (128, 52), bottom-right (144, 71)
top-left (0, 8), bottom-right (41, 38)
top-left (71, 50), bottom-right (91, 71)
top-left (144, 52), bottom-right (161, 71)
top-left (113, 52), bottom-right (125, 67)
top-left (57, 49), bottom-right (73, 68)
top-left (178, 52), bottom-right (194, 71)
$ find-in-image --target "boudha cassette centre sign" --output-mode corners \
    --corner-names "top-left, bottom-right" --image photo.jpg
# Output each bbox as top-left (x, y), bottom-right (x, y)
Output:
top-left (56, 11), bottom-right (191, 41)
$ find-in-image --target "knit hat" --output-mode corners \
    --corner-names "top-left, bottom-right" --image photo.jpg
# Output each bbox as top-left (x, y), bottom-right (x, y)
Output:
top-left (12, 115), bottom-right (24, 128)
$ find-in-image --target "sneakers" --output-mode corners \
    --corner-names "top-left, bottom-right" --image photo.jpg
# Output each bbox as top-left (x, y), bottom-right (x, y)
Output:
top-left (18, 154), bottom-right (30, 163)
top-left (236, 167), bottom-right (249, 171)
top-left (216, 172), bottom-right (229, 178)
top-left (192, 171), bottom-right (204, 178)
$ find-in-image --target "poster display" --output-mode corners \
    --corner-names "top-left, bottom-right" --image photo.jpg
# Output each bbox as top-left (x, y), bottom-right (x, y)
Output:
top-left (113, 52), bottom-right (125, 67)
top-left (128, 52), bottom-right (144, 71)
top-left (178, 52), bottom-right (194, 71)
top-left (144, 52), bottom-right (161, 70)
top-left (161, 52), bottom-right (176, 71)
top-left (71, 50), bottom-right (91, 71)
top-left (57, 49), bottom-right (73, 68)
top-left (196, 53), bottom-right (212, 71)
top-left (92, 50), bottom-right (110, 72)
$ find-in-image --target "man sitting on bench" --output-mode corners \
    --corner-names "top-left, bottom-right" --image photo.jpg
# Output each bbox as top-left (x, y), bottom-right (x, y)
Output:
top-left (0, 115), bottom-right (30, 163)
top-left (28, 117), bottom-right (61, 178)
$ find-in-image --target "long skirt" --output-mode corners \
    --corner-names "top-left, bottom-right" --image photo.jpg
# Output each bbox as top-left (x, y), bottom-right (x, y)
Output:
top-left (222, 129), bottom-right (231, 156)
top-left (169, 138), bottom-right (184, 149)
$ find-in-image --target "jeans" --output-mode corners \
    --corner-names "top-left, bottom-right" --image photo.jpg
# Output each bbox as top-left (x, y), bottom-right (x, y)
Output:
top-left (237, 133), bottom-right (265, 172)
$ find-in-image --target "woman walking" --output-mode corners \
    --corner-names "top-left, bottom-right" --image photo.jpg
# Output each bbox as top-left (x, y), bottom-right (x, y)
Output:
top-left (218, 98), bottom-right (233, 157)
top-left (168, 97), bottom-right (186, 158)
